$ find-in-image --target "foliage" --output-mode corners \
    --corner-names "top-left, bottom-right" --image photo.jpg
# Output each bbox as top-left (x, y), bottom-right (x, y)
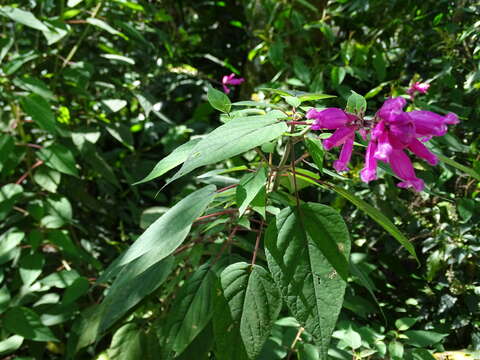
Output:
top-left (0, 0), bottom-right (479, 359)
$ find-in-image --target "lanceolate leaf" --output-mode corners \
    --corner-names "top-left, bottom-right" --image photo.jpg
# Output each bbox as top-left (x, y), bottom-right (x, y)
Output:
top-left (216, 262), bottom-right (282, 360)
top-left (99, 185), bottom-right (217, 283)
top-left (236, 167), bottom-right (267, 217)
top-left (330, 184), bottom-right (418, 262)
top-left (265, 205), bottom-right (351, 359)
top-left (98, 254), bottom-right (174, 334)
top-left (168, 114), bottom-right (287, 185)
top-left (164, 263), bottom-right (216, 355)
top-left (20, 94), bottom-right (57, 134)
top-left (133, 138), bottom-right (201, 185)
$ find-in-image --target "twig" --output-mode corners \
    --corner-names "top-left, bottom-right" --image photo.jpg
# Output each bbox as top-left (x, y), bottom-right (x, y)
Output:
top-left (15, 160), bottom-right (44, 184)
top-left (251, 219), bottom-right (264, 266)
top-left (214, 226), bottom-right (239, 262)
top-left (216, 184), bottom-right (238, 193)
top-left (194, 209), bottom-right (237, 222)
top-left (286, 327), bottom-right (305, 360)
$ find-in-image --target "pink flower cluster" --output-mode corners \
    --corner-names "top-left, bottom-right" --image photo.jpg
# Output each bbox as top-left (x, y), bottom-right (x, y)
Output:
top-left (222, 73), bottom-right (244, 94)
top-left (307, 97), bottom-right (459, 192)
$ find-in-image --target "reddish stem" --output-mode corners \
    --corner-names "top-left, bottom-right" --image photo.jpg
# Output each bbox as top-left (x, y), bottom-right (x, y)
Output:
top-left (251, 219), bottom-right (264, 266)
top-left (216, 184), bottom-right (238, 193)
top-left (15, 160), bottom-right (44, 184)
top-left (287, 121), bottom-right (309, 125)
top-left (194, 209), bottom-right (237, 222)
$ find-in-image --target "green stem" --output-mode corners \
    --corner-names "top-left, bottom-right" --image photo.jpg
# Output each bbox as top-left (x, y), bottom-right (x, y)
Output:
top-left (61, 1), bottom-right (103, 68)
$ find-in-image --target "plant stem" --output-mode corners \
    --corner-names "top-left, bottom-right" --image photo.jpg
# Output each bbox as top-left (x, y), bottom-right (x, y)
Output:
top-left (194, 209), bottom-right (237, 222)
top-left (286, 327), bottom-right (305, 360)
top-left (62, 1), bottom-right (103, 68)
top-left (251, 219), bottom-right (264, 266)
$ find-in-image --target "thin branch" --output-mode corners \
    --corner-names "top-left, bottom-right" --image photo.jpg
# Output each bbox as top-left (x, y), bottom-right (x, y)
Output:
top-left (251, 219), bottom-right (264, 266)
top-left (194, 209), bottom-right (237, 222)
top-left (15, 160), bottom-right (44, 184)
top-left (286, 327), bottom-right (305, 360)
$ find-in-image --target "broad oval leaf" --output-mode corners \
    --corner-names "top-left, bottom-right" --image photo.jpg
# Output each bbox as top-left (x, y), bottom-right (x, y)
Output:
top-left (265, 205), bottom-right (351, 359)
top-left (168, 114), bottom-right (287, 185)
top-left (3, 307), bottom-right (58, 342)
top-left (207, 84), bottom-right (231, 113)
top-left (38, 144), bottom-right (79, 177)
top-left (20, 94), bottom-right (57, 134)
top-left (218, 262), bottom-right (282, 360)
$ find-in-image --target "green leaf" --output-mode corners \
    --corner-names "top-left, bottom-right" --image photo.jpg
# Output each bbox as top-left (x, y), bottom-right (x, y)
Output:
top-left (260, 88), bottom-right (335, 102)
top-left (168, 114), bottom-right (287, 185)
top-left (0, 134), bottom-right (14, 172)
top-left (175, 322), bottom-right (214, 360)
top-left (265, 205), bottom-right (351, 359)
top-left (3, 307), bottom-right (58, 342)
top-left (298, 93), bottom-right (336, 102)
top-left (38, 144), bottom-right (79, 177)
top-left (207, 84), bottom-right (231, 113)
top-left (108, 323), bottom-right (144, 360)
top-left (133, 138), bottom-right (201, 185)
top-left (86, 18), bottom-right (125, 37)
top-left (3, 50), bottom-right (39, 75)
top-left (305, 137), bottom-right (324, 172)
top-left (329, 185), bottom-right (418, 262)
top-left (404, 330), bottom-right (447, 348)
top-left (346, 91), bottom-right (367, 115)
top-left (435, 152), bottom-right (480, 181)
top-left (343, 327), bottom-right (362, 350)
top-left (42, 19), bottom-right (70, 45)
top-left (164, 263), bottom-right (216, 355)
top-left (19, 94), bottom-right (57, 134)
top-left (236, 167), bottom-right (267, 217)
top-left (218, 262), bottom-right (282, 359)
top-left (101, 99), bottom-right (127, 113)
top-left (330, 66), bottom-right (346, 88)
top-left (0, 335), bottom-right (23, 356)
top-left (0, 229), bottom-right (24, 265)
top-left (388, 341), bottom-right (404, 359)
top-left (99, 185), bottom-right (217, 282)
top-left (33, 166), bottom-right (61, 193)
top-left (0, 6), bottom-right (49, 32)
top-left (106, 123), bottom-right (134, 151)
top-left (98, 254), bottom-right (174, 334)
top-left (19, 253), bottom-right (44, 287)
top-left (395, 317), bottom-right (417, 331)
top-left (13, 76), bottom-right (55, 100)
top-left (0, 184), bottom-right (24, 222)
top-left (62, 277), bottom-right (89, 305)
top-left (284, 96), bottom-right (301, 108)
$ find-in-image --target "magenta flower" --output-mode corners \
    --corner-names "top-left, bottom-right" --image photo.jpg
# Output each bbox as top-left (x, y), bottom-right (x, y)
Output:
top-left (407, 81), bottom-right (430, 97)
top-left (306, 108), bottom-right (358, 172)
top-left (360, 97), bottom-right (459, 191)
top-left (222, 73), bottom-right (245, 94)
top-left (308, 97), bottom-right (459, 192)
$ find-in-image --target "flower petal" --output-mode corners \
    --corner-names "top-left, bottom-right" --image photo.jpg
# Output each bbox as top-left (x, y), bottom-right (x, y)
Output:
top-left (374, 131), bottom-right (393, 162)
top-left (389, 149), bottom-right (425, 192)
top-left (360, 140), bottom-right (378, 183)
top-left (408, 110), bottom-right (447, 137)
top-left (333, 135), bottom-right (354, 172)
top-left (307, 108), bottom-right (349, 129)
top-left (408, 138), bottom-right (438, 165)
top-left (377, 97), bottom-right (407, 122)
top-left (323, 126), bottom-right (355, 150)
